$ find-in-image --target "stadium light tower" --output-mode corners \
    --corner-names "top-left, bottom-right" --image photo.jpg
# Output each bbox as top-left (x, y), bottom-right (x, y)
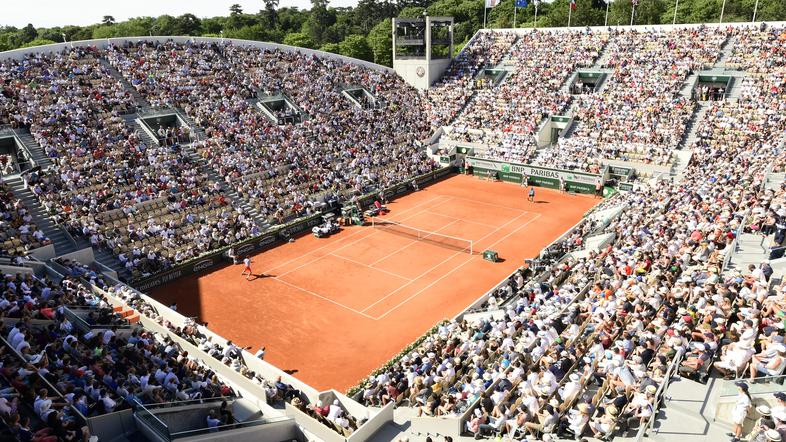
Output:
top-left (392, 16), bottom-right (454, 90)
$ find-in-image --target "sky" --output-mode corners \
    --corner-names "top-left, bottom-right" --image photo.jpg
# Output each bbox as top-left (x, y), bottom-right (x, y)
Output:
top-left (1, 0), bottom-right (361, 29)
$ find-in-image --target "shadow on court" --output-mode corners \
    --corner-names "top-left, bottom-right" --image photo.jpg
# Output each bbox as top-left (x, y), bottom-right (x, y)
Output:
top-left (247, 273), bottom-right (273, 281)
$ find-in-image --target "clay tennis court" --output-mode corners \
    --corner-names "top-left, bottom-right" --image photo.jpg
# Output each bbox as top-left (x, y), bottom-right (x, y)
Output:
top-left (150, 174), bottom-right (600, 391)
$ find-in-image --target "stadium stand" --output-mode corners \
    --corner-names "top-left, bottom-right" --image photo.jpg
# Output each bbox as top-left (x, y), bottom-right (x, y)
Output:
top-left (0, 21), bottom-right (784, 442)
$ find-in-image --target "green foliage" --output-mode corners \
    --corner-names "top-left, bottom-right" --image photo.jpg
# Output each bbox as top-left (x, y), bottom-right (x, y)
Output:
top-left (283, 32), bottom-right (316, 48)
top-left (367, 19), bottom-right (393, 65)
top-left (320, 42), bottom-right (341, 53)
top-left (0, 0), bottom-right (783, 69)
top-left (21, 38), bottom-right (57, 48)
top-left (338, 34), bottom-right (373, 61)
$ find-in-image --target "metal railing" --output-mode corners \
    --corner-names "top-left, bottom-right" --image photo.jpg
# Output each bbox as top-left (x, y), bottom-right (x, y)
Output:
top-left (717, 374), bottom-right (786, 397)
top-left (133, 397), bottom-right (285, 441)
top-left (134, 400), bottom-right (171, 440)
top-left (635, 349), bottom-right (685, 441)
top-left (721, 211), bottom-right (749, 273)
top-left (170, 416), bottom-right (289, 439)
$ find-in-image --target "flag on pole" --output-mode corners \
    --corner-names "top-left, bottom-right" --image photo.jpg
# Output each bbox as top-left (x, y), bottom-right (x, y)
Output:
top-left (570, 0), bottom-right (577, 10)
top-left (515, 0), bottom-right (528, 7)
top-left (485, 0), bottom-right (500, 7)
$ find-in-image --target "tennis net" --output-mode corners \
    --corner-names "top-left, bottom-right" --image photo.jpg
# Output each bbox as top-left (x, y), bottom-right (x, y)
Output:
top-left (371, 218), bottom-right (474, 254)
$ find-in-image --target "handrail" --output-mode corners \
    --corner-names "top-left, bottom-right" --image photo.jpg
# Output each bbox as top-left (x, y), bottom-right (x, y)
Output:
top-left (140, 396), bottom-right (235, 410)
top-left (133, 399), bottom-right (171, 440)
top-left (169, 416), bottom-right (289, 438)
top-left (635, 349), bottom-right (685, 441)
top-left (721, 211), bottom-right (748, 273)
top-left (716, 374), bottom-right (786, 398)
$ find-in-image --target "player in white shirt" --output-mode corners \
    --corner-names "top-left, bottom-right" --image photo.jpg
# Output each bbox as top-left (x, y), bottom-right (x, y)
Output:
top-left (241, 257), bottom-right (253, 280)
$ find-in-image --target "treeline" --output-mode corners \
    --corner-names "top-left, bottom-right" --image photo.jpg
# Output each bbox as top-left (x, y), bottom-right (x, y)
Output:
top-left (0, 0), bottom-right (784, 66)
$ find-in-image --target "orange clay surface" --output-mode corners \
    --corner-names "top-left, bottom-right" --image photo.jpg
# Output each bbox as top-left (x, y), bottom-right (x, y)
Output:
top-left (150, 174), bottom-right (600, 391)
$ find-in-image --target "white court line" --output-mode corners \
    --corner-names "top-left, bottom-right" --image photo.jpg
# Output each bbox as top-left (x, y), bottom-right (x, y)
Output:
top-left (327, 252), bottom-right (413, 281)
top-left (272, 277), bottom-right (376, 320)
top-left (263, 194), bottom-right (447, 277)
top-left (360, 210), bottom-right (536, 314)
top-left (373, 212), bottom-right (543, 320)
top-left (441, 193), bottom-right (534, 214)
top-left (422, 210), bottom-right (499, 229)
top-left (366, 217), bottom-right (462, 267)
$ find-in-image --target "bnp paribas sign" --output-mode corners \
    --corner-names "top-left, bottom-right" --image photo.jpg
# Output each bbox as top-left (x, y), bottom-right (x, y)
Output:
top-left (466, 156), bottom-right (603, 191)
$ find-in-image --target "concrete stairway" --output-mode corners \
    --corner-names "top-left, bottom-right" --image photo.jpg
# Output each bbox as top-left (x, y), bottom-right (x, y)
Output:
top-left (631, 376), bottom-right (728, 442)
top-left (681, 103), bottom-right (709, 149)
top-left (98, 58), bottom-right (151, 110)
top-left (4, 175), bottom-right (77, 256)
top-left (13, 129), bottom-right (54, 170)
top-left (121, 114), bottom-right (159, 148)
top-left (679, 73), bottom-right (698, 98)
top-left (726, 232), bottom-right (772, 273)
top-left (173, 109), bottom-right (208, 142)
top-left (715, 35), bottom-right (737, 69)
top-left (180, 143), bottom-right (270, 230)
top-left (169, 112), bottom-right (257, 226)
top-left (670, 149), bottom-right (694, 178)
top-left (593, 40), bottom-right (614, 69)
top-left (93, 247), bottom-right (131, 280)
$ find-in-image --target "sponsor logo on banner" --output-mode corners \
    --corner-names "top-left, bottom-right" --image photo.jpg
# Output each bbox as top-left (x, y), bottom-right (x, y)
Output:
top-left (468, 157), bottom-right (600, 184)
top-left (137, 269), bottom-right (183, 291)
top-left (282, 217), bottom-right (322, 237)
top-left (258, 235), bottom-right (277, 248)
top-left (236, 243), bottom-right (255, 256)
top-left (192, 259), bottom-right (215, 272)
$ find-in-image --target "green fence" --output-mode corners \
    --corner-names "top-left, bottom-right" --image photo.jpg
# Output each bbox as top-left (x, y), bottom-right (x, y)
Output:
top-left (465, 157), bottom-right (605, 194)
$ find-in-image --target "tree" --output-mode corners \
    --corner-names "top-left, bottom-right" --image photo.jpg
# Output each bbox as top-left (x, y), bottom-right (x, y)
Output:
top-left (320, 42), bottom-right (341, 53)
top-left (225, 24), bottom-right (269, 41)
top-left (264, 0), bottom-right (280, 25)
top-left (542, 0), bottom-right (604, 27)
top-left (367, 19), bottom-right (393, 66)
top-left (283, 31), bottom-right (316, 48)
top-left (153, 15), bottom-right (178, 35)
top-left (21, 38), bottom-right (56, 48)
top-left (19, 24), bottom-right (37, 45)
top-left (338, 34), bottom-right (373, 61)
top-left (302, 5), bottom-right (337, 46)
top-left (202, 17), bottom-right (226, 35)
top-left (102, 16), bottom-right (116, 25)
top-left (175, 13), bottom-right (203, 35)
top-left (230, 4), bottom-right (244, 15)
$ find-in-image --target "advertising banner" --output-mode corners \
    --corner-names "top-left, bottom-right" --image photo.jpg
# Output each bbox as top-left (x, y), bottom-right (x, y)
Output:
top-left (465, 157), bottom-right (604, 194)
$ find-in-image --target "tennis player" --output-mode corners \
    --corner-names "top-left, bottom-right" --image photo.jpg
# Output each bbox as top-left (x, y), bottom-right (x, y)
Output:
top-left (241, 257), bottom-right (253, 280)
top-left (528, 187), bottom-right (535, 202)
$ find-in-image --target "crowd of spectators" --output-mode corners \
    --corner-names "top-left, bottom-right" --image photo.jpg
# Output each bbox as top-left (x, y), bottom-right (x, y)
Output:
top-left (352, 26), bottom-right (786, 441)
top-left (106, 41), bottom-right (436, 225)
top-left (2, 25), bottom-right (786, 440)
top-left (108, 281), bottom-right (365, 435)
top-left (0, 261), bottom-right (246, 442)
top-left (452, 29), bottom-right (608, 164)
top-left (0, 182), bottom-right (49, 256)
top-left (423, 31), bottom-right (517, 130)
top-left (543, 27), bottom-right (728, 171)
